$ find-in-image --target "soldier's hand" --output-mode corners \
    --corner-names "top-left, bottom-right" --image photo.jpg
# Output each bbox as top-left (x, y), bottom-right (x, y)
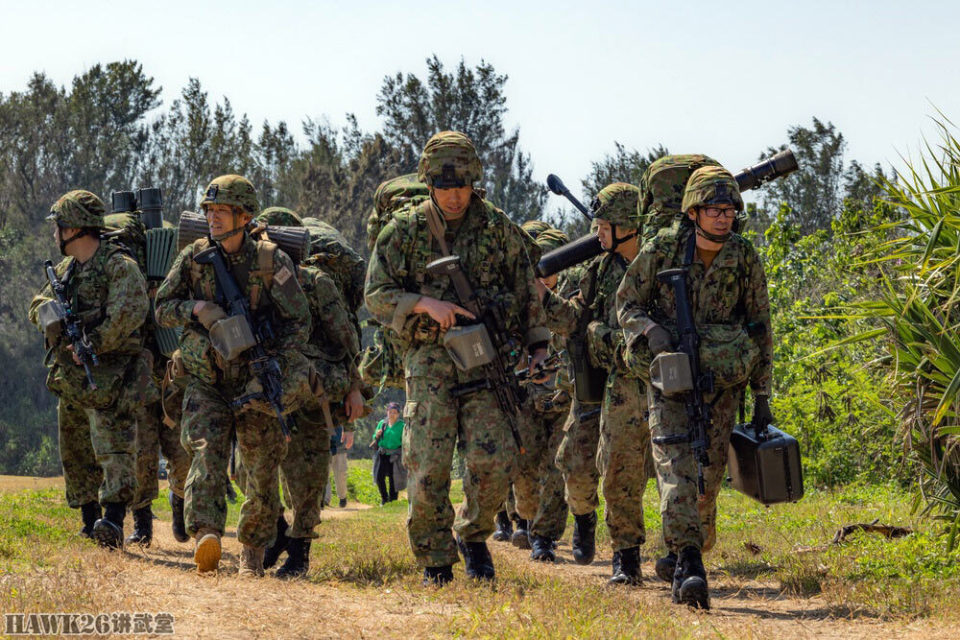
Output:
top-left (528, 347), bottom-right (550, 376)
top-left (644, 323), bottom-right (673, 355)
top-left (751, 395), bottom-right (774, 431)
top-left (534, 278), bottom-right (548, 302)
top-left (414, 296), bottom-right (475, 330)
top-left (342, 430), bottom-right (355, 450)
top-left (66, 344), bottom-right (83, 366)
top-left (195, 302), bottom-right (227, 329)
top-left (344, 389), bottom-right (364, 423)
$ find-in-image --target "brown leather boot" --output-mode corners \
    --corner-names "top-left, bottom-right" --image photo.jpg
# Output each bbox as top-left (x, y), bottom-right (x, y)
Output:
top-left (194, 528), bottom-right (222, 574)
top-left (239, 544), bottom-right (265, 577)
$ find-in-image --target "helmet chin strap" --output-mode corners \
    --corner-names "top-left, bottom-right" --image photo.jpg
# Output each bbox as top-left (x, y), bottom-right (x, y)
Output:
top-left (604, 224), bottom-right (637, 253)
top-left (209, 209), bottom-right (249, 243)
top-left (58, 227), bottom-right (94, 256)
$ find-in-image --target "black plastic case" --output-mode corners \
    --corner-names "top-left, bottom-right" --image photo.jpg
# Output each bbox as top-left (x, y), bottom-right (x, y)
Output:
top-left (727, 423), bottom-right (804, 504)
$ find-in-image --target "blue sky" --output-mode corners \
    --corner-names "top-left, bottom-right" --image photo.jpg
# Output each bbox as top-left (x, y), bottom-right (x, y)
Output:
top-left (2, 0), bottom-right (958, 202)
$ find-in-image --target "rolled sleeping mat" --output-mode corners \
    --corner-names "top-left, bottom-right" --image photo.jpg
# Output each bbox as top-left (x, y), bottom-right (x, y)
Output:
top-left (177, 211), bottom-right (311, 264)
top-left (155, 326), bottom-right (182, 358)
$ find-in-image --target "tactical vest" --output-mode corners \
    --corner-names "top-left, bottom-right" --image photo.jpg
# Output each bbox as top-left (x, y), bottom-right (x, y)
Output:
top-left (187, 236), bottom-right (278, 312)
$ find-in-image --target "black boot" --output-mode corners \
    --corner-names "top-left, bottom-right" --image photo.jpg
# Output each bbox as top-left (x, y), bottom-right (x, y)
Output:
top-left (457, 537), bottom-right (495, 581)
top-left (125, 506), bottom-right (153, 547)
top-left (275, 538), bottom-right (311, 579)
top-left (423, 565), bottom-right (454, 587)
top-left (655, 551), bottom-right (678, 583)
top-left (92, 502), bottom-right (125, 550)
top-left (492, 511), bottom-right (513, 542)
top-left (263, 515), bottom-right (290, 570)
top-left (169, 491), bottom-right (189, 543)
top-left (571, 511), bottom-right (597, 565)
top-left (608, 546), bottom-right (641, 586)
top-left (79, 502), bottom-right (101, 538)
top-left (672, 546), bottom-right (709, 610)
top-left (511, 519), bottom-right (530, 549)
top-left (530, 535), bottom-right (556, 562)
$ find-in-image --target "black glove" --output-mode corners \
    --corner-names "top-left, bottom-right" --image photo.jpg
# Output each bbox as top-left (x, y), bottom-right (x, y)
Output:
top-left (644, 324), bottom-right (673, 355)
top-left (751, 395), bottom-right (774, 431)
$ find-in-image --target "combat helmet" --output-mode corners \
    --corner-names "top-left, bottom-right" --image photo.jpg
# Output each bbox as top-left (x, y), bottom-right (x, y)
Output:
top-left (47, 190), bottom-right (107, 229)
top-left (200, 174), bottom-right (259, 241)
top-left (532, 227), bottom-right (569, 253)
top-left (682, 166), bottom-right (743, 243)
top-left (417, 131), bottom-right (483, 188)
top-left (256, 206), bottom-right (303, 228)
top-left (521, 220), bottom-right (552, 238)
top-left (592, 183), bottom-right (641, 228)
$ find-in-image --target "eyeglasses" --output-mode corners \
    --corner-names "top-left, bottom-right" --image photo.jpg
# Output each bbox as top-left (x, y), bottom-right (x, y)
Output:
top-left (701, 206), bottom-right (738, 219)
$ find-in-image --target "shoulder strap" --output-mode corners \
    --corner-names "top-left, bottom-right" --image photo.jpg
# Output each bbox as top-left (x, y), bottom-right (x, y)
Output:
top-left (189, 238), bottom-right (214, 300)
top-left (249, 240), bottom-right (278, 311)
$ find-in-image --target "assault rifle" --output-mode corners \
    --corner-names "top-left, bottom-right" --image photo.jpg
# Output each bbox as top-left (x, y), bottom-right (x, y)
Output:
top-left (194, 246), bottom-right (294, 441)
top-left (426, 255), bottom-right (528, 454)
top-left (649, 238), bottom-right (712, 495)
top-left (44, 260), bottom-right (99, 389)
top-left (514, 350), bottom-right (565, 383)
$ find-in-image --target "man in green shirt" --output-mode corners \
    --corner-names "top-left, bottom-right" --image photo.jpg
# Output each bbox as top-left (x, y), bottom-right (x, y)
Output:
top-left (371, 402), bottom-right (405, 504)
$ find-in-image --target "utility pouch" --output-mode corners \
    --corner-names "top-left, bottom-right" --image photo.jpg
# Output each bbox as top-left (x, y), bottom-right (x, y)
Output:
top-left (37, 300), bottom-right (68, 340)
top-left (208, 315), bottom-right (257, 361)
top-left (650, 351), bottom-right (693, 397)
top-left (442, 323), bottom-right (495, 371)
top-left (568, 337), bottom-right (606, 403)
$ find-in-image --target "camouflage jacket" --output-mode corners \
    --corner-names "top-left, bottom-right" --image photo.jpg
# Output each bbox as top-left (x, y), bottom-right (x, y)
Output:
top-left (365, 195), bottom-right (549, 355)
top-left (298, 263), bottom-right (361, 386)
top-left (616, 226), bottom-right (773, 395)
top-left (29, 242), bottom-right (148, 395)
top-left (154, 234), bottom-right (311, 382)
top-left (543, 251), bottom-right (629, 372)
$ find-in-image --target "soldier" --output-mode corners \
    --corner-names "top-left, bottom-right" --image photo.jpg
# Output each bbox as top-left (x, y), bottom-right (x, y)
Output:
top-left (29, 190), bottom-right (149, 548)
top-left (365, 131), bottom-right (550, 585)
top-left (155, 175), bottom-right (313, 576)
top-left (540, 184), bottom-right (651, 585)
top-left (252, 207), bottom-right (364, 578)
top-left (510, 222), bottom-right (572, 562)
top-left (616, 166), bottom-right (773, 609)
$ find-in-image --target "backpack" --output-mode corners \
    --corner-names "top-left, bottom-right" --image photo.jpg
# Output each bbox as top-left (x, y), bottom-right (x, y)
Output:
top-left (638, 154), bottom-right (721, 242)
top-left (366, 173), bottom-right (430, 251)
top-left (300, 217), bottom-right (366, 316)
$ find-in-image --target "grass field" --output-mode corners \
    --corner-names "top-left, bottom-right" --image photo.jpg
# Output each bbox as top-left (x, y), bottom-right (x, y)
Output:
top-left (1, 466), bottom-right (958, 639)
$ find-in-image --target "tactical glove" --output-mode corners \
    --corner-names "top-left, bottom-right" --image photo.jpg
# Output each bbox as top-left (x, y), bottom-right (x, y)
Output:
top-left (196, 303), bottom-right (227, 330)
top-left (644, 324), bottom-right (673, 355)
top-left (751, 395), bottom-right (774, 431)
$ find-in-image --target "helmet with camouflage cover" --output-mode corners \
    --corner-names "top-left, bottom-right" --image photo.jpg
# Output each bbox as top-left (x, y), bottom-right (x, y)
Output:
top-left (200, 174), bottom-right (260, 216)
top-left (681, 166), bottom-right (744, 213)
top-left (47, 190), bottom-right (107, 228)
top-left (521, 220), bottom-right (552, 238)
top-left (256, 206), bottom-right (303, 228)
top-left (417, 131), bottom-right (483, 188)
top-left (591, 183), bottom-right (641, 228)
top-left (533, 228), bottom-right (569, 253)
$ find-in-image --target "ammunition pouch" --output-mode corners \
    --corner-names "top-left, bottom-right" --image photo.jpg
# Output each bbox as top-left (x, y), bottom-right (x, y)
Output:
top-left (568, 337), bottom-right (606, 404)
top-left (442, 323), bottom-right (495, 372)
top-left (649, 352), bottom-right (693, 397)
top-left (698, 324), bottom-right (759, 389)
top-left (209, 315), bottom-right (257, 362)
top-left (36, 299), bottom-right (68, 341)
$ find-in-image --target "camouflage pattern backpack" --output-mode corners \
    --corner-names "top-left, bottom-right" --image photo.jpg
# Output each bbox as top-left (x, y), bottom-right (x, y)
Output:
top-left (300, 217), bottom-right (366, 317)
top-left (638, 154), bottom-right (721, 242)
top-left (366, 174), bottom-right (430, 251)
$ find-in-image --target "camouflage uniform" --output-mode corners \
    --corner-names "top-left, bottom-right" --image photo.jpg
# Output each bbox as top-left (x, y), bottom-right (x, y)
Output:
top-left (365, 132), bottom-right (549, 570)
top-left (154, 178), bottom-right (312, 551)
top-left (616, 168), bottom-right (773, 554)
top-left (29, 191), bottom-right (149, 514)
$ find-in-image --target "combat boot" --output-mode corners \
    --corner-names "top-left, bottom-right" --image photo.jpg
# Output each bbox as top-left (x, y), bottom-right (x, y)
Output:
top-left (92, 502), bottom-right (125, 550)
top-left (194, 528), bottom-right (222, 574)
top-left (263, 514), bottom-right (290, 569)
top-left (79, 502), bottom-right (101, 538)
top-left (275, 538), bottom-right (311, 579)
top-left (238, 544), bottom-right (265, 577)
top-left (457, 537), bottom-right (495, 581)
top-left (608, 546), bottom-right (641, 586)
top-left (511, 519), bottom-right (530, 549)
top-left (672, 546), bottom-right (709, 610)
top-left (492, 511), bottom-right (513, 542)
top-left (125, 506), bottom-right (153, 547)
top-left (169, 491), bottom-right (188, 543)
top-left (571, 511), bottom-right (597, 565)
top-left (656, 551), bottom-right (678, 583)
top-left (530, 535), bottom-right (556, 562)
top-left (422, 565), bottom-right (454, 587)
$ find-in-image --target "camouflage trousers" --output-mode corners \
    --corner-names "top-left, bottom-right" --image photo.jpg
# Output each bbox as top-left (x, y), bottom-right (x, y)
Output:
top-left (131, 395), bottom-right (190, 509)
top-left (598, 370), bottom-right (651, 552)
top-left (180, 378), bottom-right (288, 548)
top-left (555, 398), bottom-right (602, 516)
top-left (648, 383), bottom-right (744, 552)
top-left (403, 346), bottom-right (518, 567)
top-left (57, 397), bottom-right (137, 507)
top-left (513, 394), bottom-right (570, 540)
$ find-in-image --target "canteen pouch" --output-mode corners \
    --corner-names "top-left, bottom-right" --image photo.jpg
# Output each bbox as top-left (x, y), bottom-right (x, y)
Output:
top-left (37, 299), bottom-right (68, 340)
top-left (442, 323), bottom-right (495, 372)
top-left (649, 351), bottom-right (693, 397)
top-left (727, 422), bottom-right (804, 505)
top-left (698, 324), bottom-right (759, 389)
top-left (208, 315), bottom-right (257, 362)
